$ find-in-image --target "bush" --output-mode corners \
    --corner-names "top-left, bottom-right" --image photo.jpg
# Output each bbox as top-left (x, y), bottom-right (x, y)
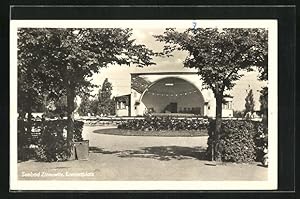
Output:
top-left (117, 116), bottom-right (209, 131)
top-left (207, 119), bottom-right (267, 163)
top-left (17, 120), bottom-right (35, 161)
top-left (35, 121), bottom-right (71, 162)
top-left (35, 120), bottom-right (84, 162)
top-left (17, 119), bottom-right (84, 162)
top-left (254, 122), bottom-right (268, 162)
top-left (74, 120), bottom-right (84, 142)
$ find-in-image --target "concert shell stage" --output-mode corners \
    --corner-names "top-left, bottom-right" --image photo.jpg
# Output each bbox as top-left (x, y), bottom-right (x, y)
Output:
top-left (115, 72), bottom-right (233, 118)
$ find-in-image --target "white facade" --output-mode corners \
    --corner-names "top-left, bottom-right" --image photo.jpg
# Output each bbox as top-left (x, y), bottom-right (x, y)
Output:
top-left (116, 72), bottom-right (233, 118)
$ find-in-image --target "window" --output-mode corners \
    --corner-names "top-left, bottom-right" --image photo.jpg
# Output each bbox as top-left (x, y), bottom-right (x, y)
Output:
top-left (117, 101), bottom-right (126, 110)
top-left (222, 102), bottom-right (229, 109)
top-left (222, 101), bottom-right (232, 110)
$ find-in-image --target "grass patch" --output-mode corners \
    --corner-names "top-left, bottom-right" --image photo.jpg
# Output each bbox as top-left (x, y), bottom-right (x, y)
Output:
top-left (93, 128), bottom-right (208, 137)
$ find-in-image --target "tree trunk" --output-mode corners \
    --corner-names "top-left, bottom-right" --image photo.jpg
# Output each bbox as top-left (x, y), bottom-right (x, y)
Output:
top-left (213, 93), bottom-right (223, 161)
top-left (66, 84), bottom-right (75, 147)
top-left (25, 98), bottom-right (33, 135)
top-left (26, 109), bottom-right (33, 134)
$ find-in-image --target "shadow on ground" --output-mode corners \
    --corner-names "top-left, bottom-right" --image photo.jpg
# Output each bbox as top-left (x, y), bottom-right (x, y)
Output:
top-left (89, 146), bottom-right (208, 161)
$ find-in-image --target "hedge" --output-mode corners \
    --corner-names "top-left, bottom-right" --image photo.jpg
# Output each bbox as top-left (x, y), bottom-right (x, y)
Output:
top-left (18, 120), bottom-right (35, 161)
top-left (18, 119), bottom-right (84, 162)
top-left (254, 121), bottom-right (268, 162)
top-left (206, 119), bottom-right (267, 163)
top-left (117, 116), bottom-right (209, 131)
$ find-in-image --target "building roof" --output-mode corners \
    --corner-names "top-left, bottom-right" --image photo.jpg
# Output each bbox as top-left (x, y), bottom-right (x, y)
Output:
top-left (115, 94), bottom-right (131, 99)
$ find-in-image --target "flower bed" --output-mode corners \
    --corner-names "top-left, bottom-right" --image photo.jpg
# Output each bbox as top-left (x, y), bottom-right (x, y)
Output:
top-left (117, 116), bottom-right (209, 131)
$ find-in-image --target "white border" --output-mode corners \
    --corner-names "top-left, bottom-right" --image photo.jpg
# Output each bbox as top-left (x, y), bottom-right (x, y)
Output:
top-left (10, 20), bottom-right (278, 190)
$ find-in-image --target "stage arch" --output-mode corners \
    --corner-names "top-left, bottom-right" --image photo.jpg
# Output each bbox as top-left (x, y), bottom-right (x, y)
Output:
top-left (140, 77), bottom-right (205, 115)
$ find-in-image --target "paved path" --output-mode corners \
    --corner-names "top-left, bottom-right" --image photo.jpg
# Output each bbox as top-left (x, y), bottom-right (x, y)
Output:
top-left (18, 125), bottom-right (268, 181)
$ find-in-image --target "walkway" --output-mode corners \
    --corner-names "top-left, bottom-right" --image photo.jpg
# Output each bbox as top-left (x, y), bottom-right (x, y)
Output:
top-left (18, 125), bottom-right (268, 181)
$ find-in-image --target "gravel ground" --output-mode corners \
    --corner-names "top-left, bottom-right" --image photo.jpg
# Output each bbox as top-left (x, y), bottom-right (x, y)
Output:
top-left (18, 125), bottom-right (268, 181)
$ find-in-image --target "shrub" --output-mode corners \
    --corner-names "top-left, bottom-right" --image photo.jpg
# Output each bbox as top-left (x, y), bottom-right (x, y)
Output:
top-left (206, 119), bottom-right (267, 163)
top-left (17, 119), bottom-right (84, 162)
top-left (17, 120), bottom-right (35, 161)
top-left (254, 122), bottom-right (268, 162)
top-left (35, 120), bottom-right (84, 162)
top-left (35, 121), bottom-right (71, 162)
top-left (117, 116), bottom-right (209, 131)
top-left (74, 121), bottom-right (84, 141)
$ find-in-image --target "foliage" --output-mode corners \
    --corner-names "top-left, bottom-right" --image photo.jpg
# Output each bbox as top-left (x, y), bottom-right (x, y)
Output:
top-left (78, 94), bottom-right (93, 116)
top-left (155, 28), bottom-right (268, 161)
top-left (35, 121), bottom-right (71, 162)
top-left (259, 87), bottom-right (268, 120)
top-left (18, 28), bottom-right (156, 141)
top-left (155, 28), bottom-right (268, 94)
top-left (78, 79), bottom-right (116, 116)
top-left (245, 89), bottom-right (255, 114)
top-left (258, 87), bottom-right (268, 162)
top-left (118, 116), bottom-right (209, 131)
top-left (254, 122), bottom-right (268, 162)
top-left (43, 95), bottom-right (71, 118)
top-left (206, 119), bottom-right (266, 162)
top-left (98, 78), bottom-right (112, 102)
top-left (17, 119), bottom-right (84, 161)
top-left (233, 110), bottom-right (244, 118)
top-left (17, 120), bottom-right (35, 161)
top-left (18, 28), bottom-right (156, 99)
top-left (73, 120), bottom-right (84, 142)
top-left (17, 29), bottom-right (66, 117)
top-left (109, 97), bottom-right (116, 115)
top-left (97, 78), bottom-right (115, 115)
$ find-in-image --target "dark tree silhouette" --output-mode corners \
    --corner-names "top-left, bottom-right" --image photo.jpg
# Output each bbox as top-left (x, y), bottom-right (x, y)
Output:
top-left (18, 28), bottom-right (156, 148)
top-left (245, 89), bottom-right (255, 115)
top-left (155, 28), bottom-right (267, 161)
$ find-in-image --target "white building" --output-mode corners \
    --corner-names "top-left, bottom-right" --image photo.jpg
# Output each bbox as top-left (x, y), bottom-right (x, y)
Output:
top-left (115, 72), bottom-right (233, 118)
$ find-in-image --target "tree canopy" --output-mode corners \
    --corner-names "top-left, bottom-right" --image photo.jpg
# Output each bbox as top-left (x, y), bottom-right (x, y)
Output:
top-left (18, 28), bottom-right (156, 142)
top-left (18, 28), bottom-right (156, 101)
top-left (155, 27), bottom-right (268, 161)
top-left (155, 28), bottom-right (268, 95)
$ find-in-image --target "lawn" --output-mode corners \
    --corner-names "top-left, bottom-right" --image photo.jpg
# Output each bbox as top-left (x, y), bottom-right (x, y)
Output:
top-left (93, 127), bottom-right (208, 137)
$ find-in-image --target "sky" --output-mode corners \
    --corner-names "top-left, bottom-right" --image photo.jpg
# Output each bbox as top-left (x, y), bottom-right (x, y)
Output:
top-left (89, 27), bottom-right (267, 111)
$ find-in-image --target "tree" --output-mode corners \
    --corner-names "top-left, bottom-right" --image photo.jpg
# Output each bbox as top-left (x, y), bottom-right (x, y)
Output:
top-left (245, 89), bottom-right (255, 115)
top-left (99, 78), bottom-right (112, 102)
top-left (18, 29), bottom-right (65, 134)
top-left (97, 78), bottom-right (113, 115)
top-left (109, 96), bottom-right (116, 116)
top-left (155, 28), bottom-right (268, 161)
top-left (233, 110), bottom-right (244, 118)
top-left (18, 28), bottom-right (156, 148)
top-left (78, 94), bottom-right (92, 116)
top-left (259, 87), bottom-right (268, 123)
top-left (256, 47), bottom-right (268, 128)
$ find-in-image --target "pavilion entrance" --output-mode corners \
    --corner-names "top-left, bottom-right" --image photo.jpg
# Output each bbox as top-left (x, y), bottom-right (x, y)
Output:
top-left (141, 77), bottom-right (205, 116)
